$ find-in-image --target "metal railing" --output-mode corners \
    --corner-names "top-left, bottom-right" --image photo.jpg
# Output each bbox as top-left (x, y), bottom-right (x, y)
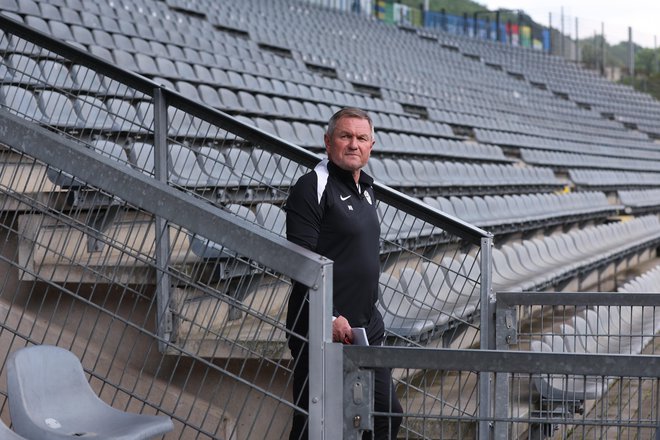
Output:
top-left (343, 344), bottom-right (660, 439)
top-left (494, 291), bottom-right (660, 439)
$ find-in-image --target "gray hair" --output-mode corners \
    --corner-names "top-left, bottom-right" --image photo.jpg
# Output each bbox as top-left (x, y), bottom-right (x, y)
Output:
top-left (326, 107), bottom-right (375, 139)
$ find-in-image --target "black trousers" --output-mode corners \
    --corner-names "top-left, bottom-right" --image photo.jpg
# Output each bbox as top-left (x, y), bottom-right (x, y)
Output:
top-left (289, 309), bottom-right (403, 439)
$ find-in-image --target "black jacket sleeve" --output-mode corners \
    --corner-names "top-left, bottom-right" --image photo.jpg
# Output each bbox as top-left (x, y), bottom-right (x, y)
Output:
top-left (285, 172), bottom-right (323, 251)
top-left (284, 172), bottom-right (340, 321)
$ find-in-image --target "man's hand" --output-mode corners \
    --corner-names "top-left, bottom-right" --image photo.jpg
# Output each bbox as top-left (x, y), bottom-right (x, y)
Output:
top-left (332, 316), bottom-right (352, 344)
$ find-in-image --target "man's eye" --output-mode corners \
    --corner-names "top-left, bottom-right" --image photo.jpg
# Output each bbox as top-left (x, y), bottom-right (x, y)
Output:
top-left (358, 137), bottom-right (369, 142)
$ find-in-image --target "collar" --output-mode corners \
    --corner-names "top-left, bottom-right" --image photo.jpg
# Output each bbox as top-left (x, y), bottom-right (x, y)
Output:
top-left (327, 160), bottom-right (374, 189)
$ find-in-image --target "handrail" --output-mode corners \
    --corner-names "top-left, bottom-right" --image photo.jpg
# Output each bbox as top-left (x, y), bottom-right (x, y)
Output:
top-left (497, 291), bottom-right (660, 307)
top-left (344, 346), bottom-right (660, 378)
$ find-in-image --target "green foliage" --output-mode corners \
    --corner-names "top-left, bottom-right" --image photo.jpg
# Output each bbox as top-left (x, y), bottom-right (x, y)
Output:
top-left (579, 36), bottom-right (624, 70)
top-left (620, 74), bottom-right (660, 101)
top-left (635, 48), bottom-right (660, 76)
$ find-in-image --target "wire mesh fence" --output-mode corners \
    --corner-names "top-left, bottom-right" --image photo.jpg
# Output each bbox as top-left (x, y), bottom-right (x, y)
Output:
top-left (0, 142), bottom-right (312, 439)
top-left (495, 291), bottom-right (660, 440)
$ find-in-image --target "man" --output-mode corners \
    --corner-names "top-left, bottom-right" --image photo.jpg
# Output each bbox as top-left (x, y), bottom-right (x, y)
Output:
top-left (285, 107), bottom-right (403, 439)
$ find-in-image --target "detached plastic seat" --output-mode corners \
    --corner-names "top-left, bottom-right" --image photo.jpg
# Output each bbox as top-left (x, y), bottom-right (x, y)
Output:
top-left (7, 345), bottom-right (173, 440)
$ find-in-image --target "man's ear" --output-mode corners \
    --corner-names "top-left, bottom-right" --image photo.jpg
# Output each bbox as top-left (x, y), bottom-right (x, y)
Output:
top-left (324, 133), bottom-right (331, 151)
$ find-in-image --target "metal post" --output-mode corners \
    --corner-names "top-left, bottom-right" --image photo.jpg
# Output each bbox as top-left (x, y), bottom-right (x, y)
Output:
top-left (655, 36), bottom-right (658, 73)
top-left (473, 12), bottom-right (478, 38)
top-left (559, 6), bottom-right (566, 58)
top-left (575, 17), bottom-right (579, 63)
top-left (493, 293), bottom-right (514, 440)
top-left (308, 260), bottom-right (340, 439)
top-left (153, 87), bottom-right (172, 351)
top-left (547, 12), bottom-right (552, 54)
top-left (479, 236), bottom-right (494, 440)
top-left (629, 26), bottom-right (635, 78)
top-left (601, 22), bottom-right (606, 76)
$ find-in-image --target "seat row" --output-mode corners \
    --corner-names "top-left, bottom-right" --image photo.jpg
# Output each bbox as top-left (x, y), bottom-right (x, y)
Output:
top-left (476, 128), bottom-right (660, 162)
top-left (569, 169), bottom-right (660, 188)
top-left (1, 28), bottom-right (393, 118)
top-left (4, 7), bottom-right (281, 71)
top-left (521, 148), bottom-right (660, 173)
top-left (423, 191), bottom-right (617, 229)
top-left (492, 215), bottom-right (660, 292)
top-left (0, 84), bottom-right (152, 132)
top-left (189, 202), bottom-right (286, 260)
top-left (46, 139), bottom-right (306, 195)
top-left (366, 157), bottom-right (561, 195)
top-left (378, 253), bottom-right (480, 342)
top-left (531, 305), bottom-right (660, 403)
top-left (618, 189), bottom-right (660, 212)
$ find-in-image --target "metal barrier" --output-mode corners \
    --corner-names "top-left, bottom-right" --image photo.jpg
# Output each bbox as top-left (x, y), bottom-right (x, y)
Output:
top-left (495, 291), bottom-right (660, 439)
top-left (343, 344), bottom-right (660, 439)
top-left (0, 12), bottom-right (494, 439)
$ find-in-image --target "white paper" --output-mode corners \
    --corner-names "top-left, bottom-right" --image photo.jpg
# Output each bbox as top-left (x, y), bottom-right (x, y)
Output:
top-left (351, 327), bottom-right (369, 346)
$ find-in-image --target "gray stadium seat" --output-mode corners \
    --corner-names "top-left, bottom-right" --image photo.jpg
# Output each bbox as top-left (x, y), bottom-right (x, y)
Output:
top-left (196, 146), bottom-right (241, 188)
top-left (105, 98), bottom-right (148, 133)
top-left (38, 60), bottom-right (76, 89)
top-left (38, 90), bottom-right (82, 128)
top-left (75, 96), bottom-right (116, 130)
top-left (378, 272), bottom-right (436, 339)
top-left (70, 64), bottom-right (106, 94)
top-left (251, 149), bottom-right (292, 187)
top-left (7, 345), bottom-right (173, 440)
top-left (530, 340), bottom-right (601, 402)
top-left (6, 54), bottom-right (44, 85)
top-left (224, 148), bottom-right (262, 186)
top-left (399, 267), bottom-right (449, 325)
top-left (169, 143), bottom-right (208, 187)
top-left (255, 203), bottom-right (286, 235)
top-left (0, 85), bottom-right (44, 121)
top-left (90, 140), bottom-right (130, 164)
top-left (198, 84), bottom-right (223, 108)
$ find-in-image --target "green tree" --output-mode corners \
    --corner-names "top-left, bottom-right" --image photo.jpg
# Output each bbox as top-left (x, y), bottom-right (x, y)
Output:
top-left (636, 48), bottom-right (660, 75)
top-left (579, 36), bottom-right (623, 71)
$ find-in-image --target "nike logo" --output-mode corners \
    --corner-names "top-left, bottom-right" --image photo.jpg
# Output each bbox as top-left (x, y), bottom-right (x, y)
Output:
top-left (340, 195), bottom-right (351, 201)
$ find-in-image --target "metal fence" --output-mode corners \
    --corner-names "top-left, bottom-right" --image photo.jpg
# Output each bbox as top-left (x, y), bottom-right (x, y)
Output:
top-left (494, 291), bottom-right (660, 439)
top-left (0, 12), bottom-right (495, 439)
top-left (339, 290), bottom-right (660, 439)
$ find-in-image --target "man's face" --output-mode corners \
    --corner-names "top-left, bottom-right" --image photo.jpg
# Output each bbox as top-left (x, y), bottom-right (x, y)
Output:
top-left (324, 116), bottom-right (374, 175)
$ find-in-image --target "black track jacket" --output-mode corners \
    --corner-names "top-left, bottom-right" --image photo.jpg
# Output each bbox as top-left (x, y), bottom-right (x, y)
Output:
top-left (285, 158), bottom-right (380, 351)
